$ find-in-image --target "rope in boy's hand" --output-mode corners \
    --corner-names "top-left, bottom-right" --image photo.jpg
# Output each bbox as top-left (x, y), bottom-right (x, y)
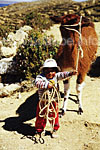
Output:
top-left (48, 80), bottom-right (55, 89)
top-left (49, 80), bottom-right (55, 85)
top-left (39, 86), bottom-right (60, 132)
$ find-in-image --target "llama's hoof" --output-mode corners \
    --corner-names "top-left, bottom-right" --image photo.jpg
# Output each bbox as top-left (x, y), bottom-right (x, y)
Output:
top-left (76, 100), bottom-right (79, 104)
top-left (61, 109), bottom-right (65, 116)
top-left (78, 107), bottom-right (83, 115)
top-left (59, 109), bottom-right (65, 117)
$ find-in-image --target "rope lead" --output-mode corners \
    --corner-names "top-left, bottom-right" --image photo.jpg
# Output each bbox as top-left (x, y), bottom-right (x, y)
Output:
top-left (62, 16), bottom-right (84, 71)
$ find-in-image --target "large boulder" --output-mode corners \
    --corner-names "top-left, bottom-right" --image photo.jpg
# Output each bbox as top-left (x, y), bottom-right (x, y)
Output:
top-left (0, 83), bottom-right (21, 97)
top-left (7, 32), bottom-right (15, 41)
top-left (0, 25), bottom-right (32, 58)
top-left (0, 57), bottom-right (13, 74)
top-left (20, 25), bottom-right (32, 33)
top-left (0, 43), bottom-right (17, 57)
top-left (14, 29), bottom-right (28, 45)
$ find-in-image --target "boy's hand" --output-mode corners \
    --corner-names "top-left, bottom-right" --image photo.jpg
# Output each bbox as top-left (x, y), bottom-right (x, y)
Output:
top-left (50, 80), bottom-right (55, 85)
top-left (70, 70), bottom-right (77, 76)
top-left (48, 82), bottom-right (53, 89)
top-left (48, 80), bottom-right (55, 89)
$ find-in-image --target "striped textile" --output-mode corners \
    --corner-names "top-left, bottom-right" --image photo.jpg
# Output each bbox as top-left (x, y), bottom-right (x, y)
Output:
top-left (35, 72), bottom-right (71, 100)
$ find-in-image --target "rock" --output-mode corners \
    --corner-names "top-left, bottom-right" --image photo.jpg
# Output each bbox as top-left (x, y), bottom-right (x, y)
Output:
top-left (0, 57), bottom-right (13, 62)
top-left (91, 16), bottom-right (95, 21)
top-left (0, 83), bottom-right (3, 89)
top-left (80, 2), bottom-right (87, 8)
top-left (92, 0), bottom-right (96, 4)
top-left (0, 41), bottom-right (3, 47)
top-left (79, 10), bottom-right (85, 17)
top-left (20, 25), bottom-right (32, 33)
top-left (0, 57), bottom-right (13, 74)
top-left (85, 9), bottom-right (92, 16)
top-left (63, 11), bottom-right (68, 15)
top-left (20, 79), bottom-right (34, 92)
top-left (1, 45), bottom-right (17, 57)
top-left (73, 5), bottom-right (80, 11)
top-left (0, 20), bottom-right (5, 24)
top-left (0, 83), bottom-right (21, 97)
top-left (0, 79), bottom-right (35, 97)
top-left (4, 84), bottom-right (21, 93)
top-left (3, 13), bottom-right (9, 17)
top-left (14, 29), bottom-right (28, 45)
top-left (4, 25), bottom-right (32, 46)
top-left (7, 32), bottom-right (15, 42)
top-left (68, 10), bottom-right (75, 14)
top-left (0, 89), bottom-right (9, 97)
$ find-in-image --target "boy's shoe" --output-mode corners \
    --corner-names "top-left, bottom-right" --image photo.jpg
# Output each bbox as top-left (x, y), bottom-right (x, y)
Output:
top-left (45, 130), bottom-right (51, 136)
top-left (35, 130), bottom-right (45, 137)
top-left (51, 130), bottom-right (58, 138)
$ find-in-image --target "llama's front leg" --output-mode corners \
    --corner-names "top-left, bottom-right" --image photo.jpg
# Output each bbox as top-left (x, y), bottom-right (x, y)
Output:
top-left (76, 82), bottom-right (85, 115)
top-left (62, 80), bottom-right (70, 115)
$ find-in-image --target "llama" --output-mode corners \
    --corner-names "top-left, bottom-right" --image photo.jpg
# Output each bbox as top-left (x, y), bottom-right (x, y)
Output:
top-left (50, 14), bottom-right (98, 115)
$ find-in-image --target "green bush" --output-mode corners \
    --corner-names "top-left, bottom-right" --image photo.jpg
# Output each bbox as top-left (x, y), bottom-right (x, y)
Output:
top-left (0, 25), bottom-right (9, 38)
top-left (0, 25), bottom-right (16, 38)
top-left (15, 30), bottom-right (59, 79)
top-left (24, 12), bottom-right (53, 31)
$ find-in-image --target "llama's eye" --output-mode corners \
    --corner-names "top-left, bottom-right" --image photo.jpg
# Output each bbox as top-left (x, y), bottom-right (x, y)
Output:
top-left (68, 18), bottom-right (77, 24)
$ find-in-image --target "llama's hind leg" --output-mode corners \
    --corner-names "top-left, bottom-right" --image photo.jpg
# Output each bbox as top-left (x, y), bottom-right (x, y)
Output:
top-left (76, 82), bottom-right (85, 115)
top-left (61, 79), bottom-right (70, 115)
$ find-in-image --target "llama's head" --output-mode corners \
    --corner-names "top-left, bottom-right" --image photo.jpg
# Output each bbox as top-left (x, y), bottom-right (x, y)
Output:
top-left (50, 14), bottom-right (92, 26)
top-left (50, 14), bottom-right (94, 48)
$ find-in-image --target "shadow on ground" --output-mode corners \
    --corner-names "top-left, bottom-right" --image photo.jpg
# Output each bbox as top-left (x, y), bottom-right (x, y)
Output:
top-left (88, 56), bottom-right (100, 77)
top-left (16, 91), bottom-right (39, 122)
top-left (0, 91), bottom-right (39, 140)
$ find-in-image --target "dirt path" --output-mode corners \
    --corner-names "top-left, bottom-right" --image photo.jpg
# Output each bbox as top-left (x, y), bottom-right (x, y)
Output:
top-left (0, 23), bottom-right (100, 150)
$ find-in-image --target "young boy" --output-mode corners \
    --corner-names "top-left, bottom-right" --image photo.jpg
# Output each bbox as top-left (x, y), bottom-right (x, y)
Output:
top-left (35, 58), bottom-right (77, 138)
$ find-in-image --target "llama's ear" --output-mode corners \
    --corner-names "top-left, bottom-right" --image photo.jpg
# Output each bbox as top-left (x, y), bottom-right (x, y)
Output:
top-left (50, 16), bottom-right (63, 23)
top-left (81, 17), bottom-right (94, 28)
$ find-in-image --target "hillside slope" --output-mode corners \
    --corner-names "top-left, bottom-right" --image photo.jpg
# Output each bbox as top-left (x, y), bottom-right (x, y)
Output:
top-left (0, 0), bottom-right (100, 37)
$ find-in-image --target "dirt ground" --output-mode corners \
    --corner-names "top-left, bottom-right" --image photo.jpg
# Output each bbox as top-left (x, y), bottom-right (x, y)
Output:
top-left (0, 22), bottom-right (100, 150)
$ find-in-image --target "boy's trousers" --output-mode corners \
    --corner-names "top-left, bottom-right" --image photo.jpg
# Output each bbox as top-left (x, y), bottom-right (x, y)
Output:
top-left (35, 101), bottom-right (60, 133)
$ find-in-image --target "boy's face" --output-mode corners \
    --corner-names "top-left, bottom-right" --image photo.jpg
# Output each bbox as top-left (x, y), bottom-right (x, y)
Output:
top-left (44, 68), bottom-right (56, 79)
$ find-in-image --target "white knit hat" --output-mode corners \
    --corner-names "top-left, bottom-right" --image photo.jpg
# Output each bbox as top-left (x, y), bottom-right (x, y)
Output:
top-left (40, 58), bottom-right (61, 71)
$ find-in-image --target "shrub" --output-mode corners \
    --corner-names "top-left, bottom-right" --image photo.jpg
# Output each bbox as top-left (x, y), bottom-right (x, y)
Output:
top-left (0, 25), bottom-right (16, 38)
top-left (0, 25), bottom-right (9, 38)
top-left (14, 30), bottom-right (59, 79)
top-left (24, 12), bottom-right (53, 31)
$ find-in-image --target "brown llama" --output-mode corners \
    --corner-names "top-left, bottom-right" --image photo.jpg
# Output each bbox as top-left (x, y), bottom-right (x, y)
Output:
top-left (50, 14), bottom-right (98, 115)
